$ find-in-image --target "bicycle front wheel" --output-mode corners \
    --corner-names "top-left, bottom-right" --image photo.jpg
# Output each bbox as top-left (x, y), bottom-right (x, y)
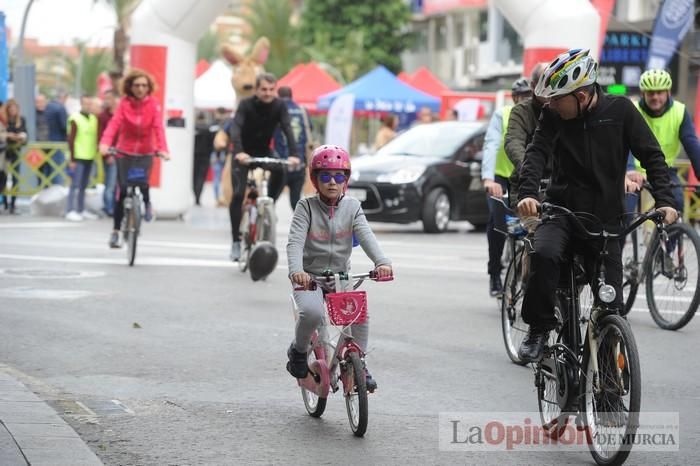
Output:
top-left (501, 246), bottom-right (529, 365)
top-left (583, 314), bottom-right (641, 466)
top-left (238, 210), bottom-right (251, 272)
top-left (126, 200), bottom-right (140, 266)
top-left (646, 222), bottom-right (700, 330)
top-left (344, 352), bottom-right (368, 437)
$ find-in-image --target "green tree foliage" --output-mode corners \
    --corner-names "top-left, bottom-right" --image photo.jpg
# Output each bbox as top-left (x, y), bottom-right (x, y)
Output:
top-left (61, 45), bottom-right (112, 96)
top-left (299, 0), bottom-right (412, 78)
top-left (243, 0), bottom-right (301, 77)
top-left (197, 29), bottom-right (221, 63)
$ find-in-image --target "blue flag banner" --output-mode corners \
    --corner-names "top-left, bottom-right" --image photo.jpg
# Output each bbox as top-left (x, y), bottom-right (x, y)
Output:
top-left (0, 12), bottom-right (8, 102)
top-left (646, 0), bottom-right (694, 70)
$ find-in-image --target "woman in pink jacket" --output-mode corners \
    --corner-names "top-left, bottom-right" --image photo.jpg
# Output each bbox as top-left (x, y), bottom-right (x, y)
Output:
top-left (99, 69), bottom-right (170, 248)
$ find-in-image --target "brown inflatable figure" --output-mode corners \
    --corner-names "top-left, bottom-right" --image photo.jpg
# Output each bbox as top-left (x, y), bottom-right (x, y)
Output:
top-left (214, 37), bottom-right (271, 205)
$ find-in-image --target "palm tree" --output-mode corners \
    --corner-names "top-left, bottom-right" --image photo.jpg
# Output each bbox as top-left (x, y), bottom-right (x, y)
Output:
top-left (243, 0), bottom-right (300, 77)
top-left (94, 0), bottom-right (141, 88)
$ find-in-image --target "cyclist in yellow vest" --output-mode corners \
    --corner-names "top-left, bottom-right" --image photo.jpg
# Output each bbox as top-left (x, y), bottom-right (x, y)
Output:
top-left (482, 78), bottom-right (532, 296)
top-left (626, 69), bottom-right (700, 213)
top-left (65, 96), bottom-right (99, 221)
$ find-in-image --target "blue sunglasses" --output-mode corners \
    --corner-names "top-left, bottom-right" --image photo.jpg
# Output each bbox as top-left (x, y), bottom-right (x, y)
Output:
top-left (318, 172), bottom-right (348, 184)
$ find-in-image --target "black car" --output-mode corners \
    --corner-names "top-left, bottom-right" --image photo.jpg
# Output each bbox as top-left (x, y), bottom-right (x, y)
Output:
top-left (348, 121), bottom-right (489, 233)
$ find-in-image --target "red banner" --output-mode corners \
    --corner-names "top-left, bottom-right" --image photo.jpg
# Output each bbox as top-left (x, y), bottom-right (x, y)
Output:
top-left (591, 0), bottom-right (618, 55)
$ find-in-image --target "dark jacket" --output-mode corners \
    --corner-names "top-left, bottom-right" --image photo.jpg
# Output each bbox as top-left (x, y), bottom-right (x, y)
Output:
top-left (505, 97), bottom-right (546, 204)
top-left (229, 96), bottom-right (297, 158)
top-left (518, 86), bottom-right (675, 227)
top-left (44, 100), bottom-right (68, 141)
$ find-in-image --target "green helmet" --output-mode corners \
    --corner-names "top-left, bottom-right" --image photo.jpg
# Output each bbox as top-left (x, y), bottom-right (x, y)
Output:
top-left (639, 69), bottom-right (672, 91)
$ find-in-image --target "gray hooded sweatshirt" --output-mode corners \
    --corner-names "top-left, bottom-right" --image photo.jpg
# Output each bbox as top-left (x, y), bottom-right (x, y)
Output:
top-left (286, 194), bottom-right (391, 276)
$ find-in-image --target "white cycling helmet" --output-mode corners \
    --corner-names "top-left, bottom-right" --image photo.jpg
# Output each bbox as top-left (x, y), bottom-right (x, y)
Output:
top-left (535, 48), bottom-right (598, 99)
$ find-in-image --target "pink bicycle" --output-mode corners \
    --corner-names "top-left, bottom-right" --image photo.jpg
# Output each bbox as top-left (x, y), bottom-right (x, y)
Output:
top-left (291, 271), bottom-right (392, 437)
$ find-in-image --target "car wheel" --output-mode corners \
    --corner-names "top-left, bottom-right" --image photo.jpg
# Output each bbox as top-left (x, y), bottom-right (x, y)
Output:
top-left (422, 188), bottom-right (451, 233)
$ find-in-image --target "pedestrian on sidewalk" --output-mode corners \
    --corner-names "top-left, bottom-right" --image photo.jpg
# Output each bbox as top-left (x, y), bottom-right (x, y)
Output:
top-left (274, 86), bottom-right (313, 210)
top-left (1, 99), bottom-right (27, 214)
top-left (98, 89), bottom-right (119, 216)
top-left (65, 95), bottom-right (100, 221)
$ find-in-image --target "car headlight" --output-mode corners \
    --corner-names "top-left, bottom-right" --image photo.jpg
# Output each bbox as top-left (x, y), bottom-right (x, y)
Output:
top-left (376, 166), bottom-right (425, 184)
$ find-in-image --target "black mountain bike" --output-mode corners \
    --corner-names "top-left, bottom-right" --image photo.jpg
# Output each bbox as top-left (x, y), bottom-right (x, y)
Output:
top-left (534, 203), bottom-right (665, 466)
top-left (621, 184), bottom-right (700, 329)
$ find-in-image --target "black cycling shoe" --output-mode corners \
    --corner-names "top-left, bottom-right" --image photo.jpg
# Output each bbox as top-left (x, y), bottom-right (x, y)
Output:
top-left (286, 344), bottom-right (308, 379)
top-left (489, 274), bottom-right (503, 297)
top-left (518, 327), bottom-right (549, 363)
top-left (364, 369), bottom-right (378, 393)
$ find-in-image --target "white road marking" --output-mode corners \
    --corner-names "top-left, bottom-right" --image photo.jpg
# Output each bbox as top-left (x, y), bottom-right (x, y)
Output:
top-left (0, 222), bottom-right (80, 229)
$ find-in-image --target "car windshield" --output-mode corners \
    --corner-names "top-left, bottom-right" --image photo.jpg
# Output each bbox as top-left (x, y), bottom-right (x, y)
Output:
top-left (376, 122), bottom-right (480, 158)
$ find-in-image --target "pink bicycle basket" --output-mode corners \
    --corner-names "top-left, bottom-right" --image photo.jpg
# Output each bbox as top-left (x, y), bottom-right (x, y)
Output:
top-left (326, 291), bottom-right (368, 325)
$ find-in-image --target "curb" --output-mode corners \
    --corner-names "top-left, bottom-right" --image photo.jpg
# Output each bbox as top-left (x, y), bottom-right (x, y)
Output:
top-left (0, 370), bottom-right (102, 466)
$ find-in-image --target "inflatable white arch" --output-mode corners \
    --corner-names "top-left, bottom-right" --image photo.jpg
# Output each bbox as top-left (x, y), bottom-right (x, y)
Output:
top-left (129, 0), bottom-right (230, 217)
top-left (493, 0), bottom-right (600, 77)
top-left (130, 0), bottom-right (601, 217)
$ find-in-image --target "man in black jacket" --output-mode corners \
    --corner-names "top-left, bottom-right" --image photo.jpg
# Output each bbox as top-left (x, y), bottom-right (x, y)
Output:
top-left (516, 49), bottom-right (678, 362)
top-left (227, 73), bottom-right (300, 261)
top-left (504, 62), bottom-right (546, 206)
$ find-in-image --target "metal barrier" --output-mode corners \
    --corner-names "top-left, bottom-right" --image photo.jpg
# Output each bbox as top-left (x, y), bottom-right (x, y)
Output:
top-left (1, 142), bottom-right (105, 197)
top-left (674, 160), bottom-right (700, 223)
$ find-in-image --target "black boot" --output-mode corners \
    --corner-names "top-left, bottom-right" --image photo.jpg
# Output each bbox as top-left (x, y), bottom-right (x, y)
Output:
top-left (489, 274), bottom-right (503, 297)
top-left (286, 343), bottom-right (309, 379)
top-left (518, 327), bottom-right (549, 363)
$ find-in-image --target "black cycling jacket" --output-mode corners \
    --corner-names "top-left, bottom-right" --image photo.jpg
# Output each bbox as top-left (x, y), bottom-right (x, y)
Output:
top-left (229, 96), bottom-right (297, 158)
top-left (518, 85), bottom-right (675, 228)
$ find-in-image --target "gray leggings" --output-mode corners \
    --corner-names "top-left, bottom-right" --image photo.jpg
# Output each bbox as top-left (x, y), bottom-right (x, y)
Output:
top-left (292, 288), bottom-right (369, 353)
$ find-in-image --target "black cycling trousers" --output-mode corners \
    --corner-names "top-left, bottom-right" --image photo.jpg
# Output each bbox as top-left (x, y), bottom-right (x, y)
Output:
top-left (229, 158), bottom-right (285, 242)
top-left (521, 215), bottom-right (623, 330)
top-left (113, 184), bottom-right (150, 231)
top-left (486, 175), bottom-right (509, 276)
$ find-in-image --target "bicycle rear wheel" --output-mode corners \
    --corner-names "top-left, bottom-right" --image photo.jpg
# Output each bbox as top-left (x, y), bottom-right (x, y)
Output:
top-left (646, 222), bottom-right (700, 330)
top-left (583, 314), bottom-right (641, 466)
top-left (126, 197), bottom-right (140, 266)
top-left (301, 347), bottom-right (327, 418)
top-left (536, 333), bottom-right (572, 440)
top-left (501, 245), bottom-right (529, 365)
top-left (621, 228), bottom-right (641, 317)
top-left (344, 352), bottom-right (368, 437)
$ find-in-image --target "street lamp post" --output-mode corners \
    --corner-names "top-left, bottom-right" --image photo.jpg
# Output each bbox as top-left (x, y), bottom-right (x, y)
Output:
top-left (15, 0), bottom-right (37, 141)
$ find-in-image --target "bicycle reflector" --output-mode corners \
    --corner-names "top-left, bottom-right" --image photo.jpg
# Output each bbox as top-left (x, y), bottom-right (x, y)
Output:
top-left (598, 284), bottom-right (616, 303)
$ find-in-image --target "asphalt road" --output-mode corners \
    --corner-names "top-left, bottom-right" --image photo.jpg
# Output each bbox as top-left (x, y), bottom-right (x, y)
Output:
top-left (0, 198), bottom-right (698, 465)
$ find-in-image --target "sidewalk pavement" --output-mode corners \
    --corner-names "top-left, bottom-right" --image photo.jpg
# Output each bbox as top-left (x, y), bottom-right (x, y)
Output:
top-left (0, 369), bottom-right (102, 466)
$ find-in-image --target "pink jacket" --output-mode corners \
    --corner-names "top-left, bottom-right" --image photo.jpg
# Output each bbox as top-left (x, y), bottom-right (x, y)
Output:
top-left (100, 95), bottom-right (168, 155)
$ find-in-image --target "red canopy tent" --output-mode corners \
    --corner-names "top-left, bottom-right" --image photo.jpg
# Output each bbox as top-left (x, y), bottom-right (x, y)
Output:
top-left (278, 62), bottom-right (341, 112)
top-left (195, 59), bottom-right (211, 78)
top-left (397, 71), bottom-right (411, 83)
top-left (405, 66), bottom-right (449, 98)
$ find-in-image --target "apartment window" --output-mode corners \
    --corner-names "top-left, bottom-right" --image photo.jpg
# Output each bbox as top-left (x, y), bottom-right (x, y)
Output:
top-left (454, 19), bottom-right (465, 47)
top-left (502, 17), bottom-right (523, 63)
top-left (479, 10), bottom-right (488, 42)
top-left (435, 17), bottom-right (447, 50)
top-left (412, 23), bottom-right (428, 52)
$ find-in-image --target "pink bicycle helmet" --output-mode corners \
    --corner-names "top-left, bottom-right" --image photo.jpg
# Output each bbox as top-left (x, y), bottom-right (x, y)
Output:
top-left (309, 145), bottom-right (352, 191)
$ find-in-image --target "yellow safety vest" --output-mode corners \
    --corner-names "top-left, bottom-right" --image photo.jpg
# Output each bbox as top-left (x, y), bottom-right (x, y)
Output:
top-left (634, 100), bottom-right (684, 172)
top-left (495, 105), bottom-right (514, 178)
top-left (68, 112), bottom-right (98, 161)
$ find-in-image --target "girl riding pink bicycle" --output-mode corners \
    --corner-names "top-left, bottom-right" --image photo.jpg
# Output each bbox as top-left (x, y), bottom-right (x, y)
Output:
top-left (286, 145), bottom-right (393, 391)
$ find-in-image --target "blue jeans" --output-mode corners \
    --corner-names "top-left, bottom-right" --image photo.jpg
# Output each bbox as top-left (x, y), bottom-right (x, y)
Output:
top-left (66, 159), bottom-right (93, 213)
top-left (103, 161), bottom-right (117, 215)
top-left (211, 152), bottom-right (225, 201)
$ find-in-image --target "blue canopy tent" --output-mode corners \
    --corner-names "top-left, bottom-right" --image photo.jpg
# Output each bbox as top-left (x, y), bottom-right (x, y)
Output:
top-left (317, 65), bottom-right (440, 116)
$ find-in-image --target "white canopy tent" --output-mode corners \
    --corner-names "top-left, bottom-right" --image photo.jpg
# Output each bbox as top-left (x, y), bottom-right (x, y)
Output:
top-left (193, 60), bottom-right (236, 110)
